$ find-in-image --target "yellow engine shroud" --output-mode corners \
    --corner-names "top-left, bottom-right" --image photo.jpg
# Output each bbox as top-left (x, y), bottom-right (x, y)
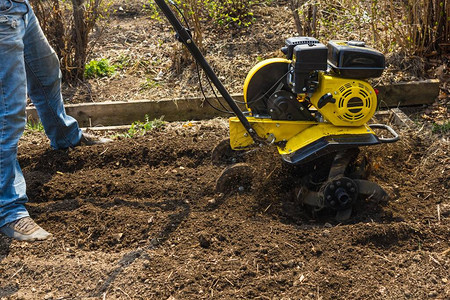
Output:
top-left (310, 73), bottom-right (378, 127)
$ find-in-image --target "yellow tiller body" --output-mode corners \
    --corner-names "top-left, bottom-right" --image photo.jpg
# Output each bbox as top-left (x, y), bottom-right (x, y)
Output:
top-left (231, 58), bottom-right (381, 164)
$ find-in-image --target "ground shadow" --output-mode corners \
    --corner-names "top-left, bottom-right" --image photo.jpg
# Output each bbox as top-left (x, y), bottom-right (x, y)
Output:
top-left (32, 197), bottom-right (191, 297)
top-left (0, 283), bottom-right (19, 298)
top-left (90, 198), bottom-right (190, 297)
top-left (0, 236), bottom-right (11, 262)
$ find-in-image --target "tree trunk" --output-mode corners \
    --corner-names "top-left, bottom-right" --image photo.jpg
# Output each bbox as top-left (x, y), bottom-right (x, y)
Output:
top-left (71, 0), bottom-right (88, 81)
top-left (289, 0), bottom-right (303, 35)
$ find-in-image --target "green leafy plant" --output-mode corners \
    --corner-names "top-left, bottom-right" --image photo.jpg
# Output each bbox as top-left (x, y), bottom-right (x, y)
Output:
top-left (24, 121), bottom-right (44, 134)
top-left (148, 0), bottom-right (263, 29)
top-left (139, 78), bottom-right (161, 90)
top-left (204, 0), bottom-right (259, 28)
top-left (114, 54), bottom-right (132, 70)
top-left (432, 121), bottom-right (450, 134)
top-left (122, 116), bottom-right (165, 138)
top-left (30, 0), bottom-right (113, 83)
top-left (143, 1), bottom-right (162, 20)
top-left (84, 59), bottom-right (116, 79)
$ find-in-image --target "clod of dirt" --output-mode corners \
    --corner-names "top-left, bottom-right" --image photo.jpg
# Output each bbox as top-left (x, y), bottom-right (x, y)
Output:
top-left (198, 233), bottom-right (211, 249)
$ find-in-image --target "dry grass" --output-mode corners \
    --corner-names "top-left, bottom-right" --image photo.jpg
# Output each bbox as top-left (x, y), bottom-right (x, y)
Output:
top-left (290, 0), bottom-right (449, 56)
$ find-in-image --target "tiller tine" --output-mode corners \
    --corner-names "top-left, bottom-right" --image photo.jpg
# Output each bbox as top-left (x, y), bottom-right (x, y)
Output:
top-left (296, 149), bottom-right (389, 221)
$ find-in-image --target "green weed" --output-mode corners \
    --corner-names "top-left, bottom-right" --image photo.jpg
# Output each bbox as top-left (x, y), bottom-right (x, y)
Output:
top-left (204, 0), bottom-right (259, 28)
top-left (146, 0), bottom-right (264, 28)
top-left (24, 121), bottom-right (44, 135)
top-left (143, 1), bottom-right (161, 20)
top-left (122, 115), bottom-right (165, 138)
top-left (84, 59), bottom-right (116, 79)
top-left (26, 121), bottom-right (44, 131)
top-left (140, 78), bottom-right (161, 90)
top-left (114, 54), bottom-right (132, 70)
top-left (432, 121), bottom-right (450, 134)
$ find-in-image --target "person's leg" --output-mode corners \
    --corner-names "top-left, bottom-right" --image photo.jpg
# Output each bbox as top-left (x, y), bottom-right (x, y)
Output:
top-left (0, 0), bottom-right (30, 228)
top-left (0, 0), bottom-right (51, 241)
top-left (23, 1), bottom-right (82, 150)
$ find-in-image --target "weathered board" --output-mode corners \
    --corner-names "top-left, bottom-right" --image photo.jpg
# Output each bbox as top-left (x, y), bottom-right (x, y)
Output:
top-left (26, 80), bottom-right (439, 127)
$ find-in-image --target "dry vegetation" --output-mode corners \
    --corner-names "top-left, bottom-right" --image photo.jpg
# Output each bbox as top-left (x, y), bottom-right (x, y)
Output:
top-left (30, 0), bottom-right (449, 100)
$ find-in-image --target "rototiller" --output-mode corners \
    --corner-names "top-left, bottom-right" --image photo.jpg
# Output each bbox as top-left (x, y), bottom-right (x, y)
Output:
top-left (154, 0), bottom-right (399, 220)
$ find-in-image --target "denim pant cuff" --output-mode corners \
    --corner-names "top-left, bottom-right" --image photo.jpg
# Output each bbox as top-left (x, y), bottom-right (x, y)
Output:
top-left (0, 206), bottom-right (29, 228)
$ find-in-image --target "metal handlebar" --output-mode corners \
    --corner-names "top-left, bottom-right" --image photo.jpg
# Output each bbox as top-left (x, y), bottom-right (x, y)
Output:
top-left (369, 124), bottom-right (400, 143)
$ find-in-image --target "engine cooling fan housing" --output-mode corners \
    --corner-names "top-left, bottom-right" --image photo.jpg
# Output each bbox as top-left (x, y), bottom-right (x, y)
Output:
top-left (311, 73), bottom-right (378, 126)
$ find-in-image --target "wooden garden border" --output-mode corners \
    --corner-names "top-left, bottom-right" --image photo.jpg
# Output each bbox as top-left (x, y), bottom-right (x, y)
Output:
top-left (26, 79), bottom-right (439, 127)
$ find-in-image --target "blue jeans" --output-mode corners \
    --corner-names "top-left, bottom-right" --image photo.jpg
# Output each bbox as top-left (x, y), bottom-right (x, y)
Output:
top-left (0, 0), bottom-right (82, 228)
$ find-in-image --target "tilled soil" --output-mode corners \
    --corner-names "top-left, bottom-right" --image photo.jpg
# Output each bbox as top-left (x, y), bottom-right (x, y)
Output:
top-left (0, 120), bottom-right (449, 299)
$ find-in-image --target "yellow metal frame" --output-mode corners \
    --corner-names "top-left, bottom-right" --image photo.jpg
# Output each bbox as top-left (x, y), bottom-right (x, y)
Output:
top-left (229, 117), bottom-right (375, 155)
top-left (229, 117), bottom-right (315, 149)
top-left (280, 123), bottom-right (375, 155)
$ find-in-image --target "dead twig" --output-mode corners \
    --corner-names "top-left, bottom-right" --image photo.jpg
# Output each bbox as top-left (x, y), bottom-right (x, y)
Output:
top-left (264, 166), bottom-right (279, 181)
top-left (167, 271), bottom-right (174, 280)
top-left (441, 248), bottom-right (450, 256)
top-left (429, 254), bottom-right (441, 266)
top-left (99, 147), bottom-right (109, 156)
top-left (9, 265), bottom-right (24, 279)
top-left (437, 204), bottom-right (441, 223)
top-left (224, 277), bottom-right (234, 286)
top-left (117, 287), bottom-right (131, 299)
top-left (285, 242), bottom-right (295, 248)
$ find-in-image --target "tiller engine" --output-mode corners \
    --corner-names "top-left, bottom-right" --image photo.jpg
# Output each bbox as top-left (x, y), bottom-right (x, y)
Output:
top-left (155, 0), bottom-right (399, 220)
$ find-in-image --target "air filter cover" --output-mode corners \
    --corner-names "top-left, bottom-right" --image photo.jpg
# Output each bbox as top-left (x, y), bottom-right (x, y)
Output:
top-left (327, 40), bottom-right (385, 78)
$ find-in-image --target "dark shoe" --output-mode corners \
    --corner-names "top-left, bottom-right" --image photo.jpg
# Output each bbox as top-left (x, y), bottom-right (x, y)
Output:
top-left (0, 217), bottom-right (52, 241)
top-left (78, 132), bottom-right (112, 146)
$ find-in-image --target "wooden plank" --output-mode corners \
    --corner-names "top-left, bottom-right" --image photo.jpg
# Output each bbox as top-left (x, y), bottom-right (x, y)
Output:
top-left (85, 110), bottom-right (401, 132)
top-left (389, 108), bottom-right (417, 128)
top-left (374, 109), bottom-right (416, 128)
top-left (26, 96), bottom-right (245, 127)
top-left (26, 80), bottom-right (439, 127)
top-left (376, 79), bottom-right (439, 108)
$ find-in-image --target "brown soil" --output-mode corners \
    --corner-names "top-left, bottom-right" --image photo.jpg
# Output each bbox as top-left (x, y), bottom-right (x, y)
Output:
top-left (1, 119), bottom-right (449, 299)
